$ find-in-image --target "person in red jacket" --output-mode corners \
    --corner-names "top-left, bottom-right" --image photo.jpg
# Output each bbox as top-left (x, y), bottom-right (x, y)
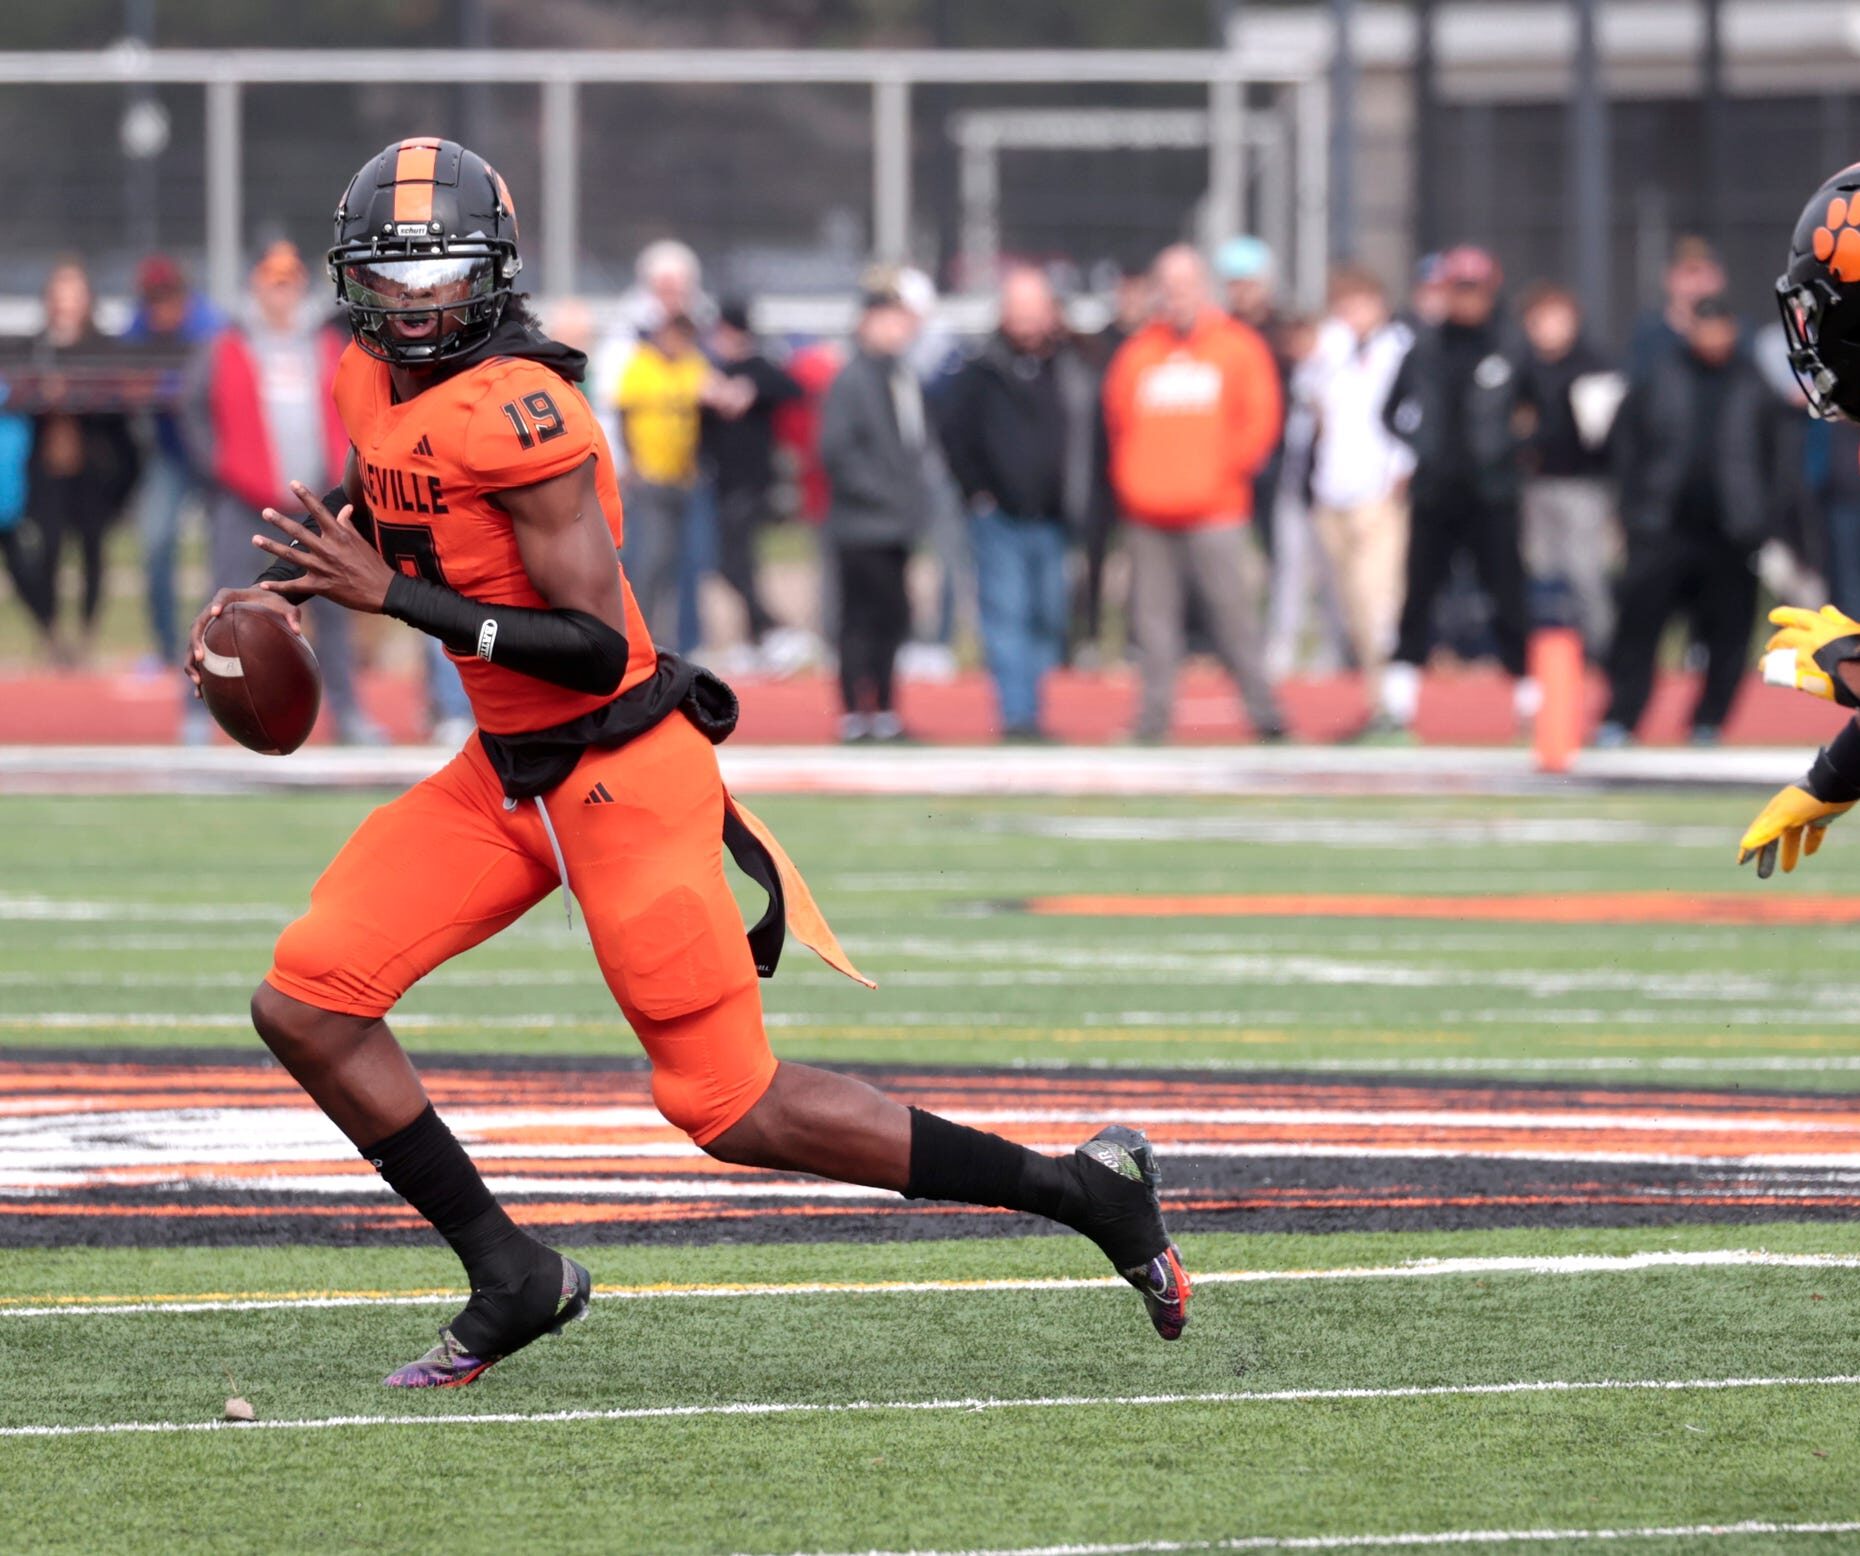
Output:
top-left (183, 241), bottom-right (378, 743)
top-left (1103, 244), bottom-right (1287, 742)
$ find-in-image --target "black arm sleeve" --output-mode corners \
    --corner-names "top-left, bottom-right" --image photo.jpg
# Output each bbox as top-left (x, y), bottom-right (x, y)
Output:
top-left (251, 485), bottom-right (367, 602)
top-left (1805, 718), bottom-right (1860, 804)
top-left (382, 573), bottom-right (629, 697)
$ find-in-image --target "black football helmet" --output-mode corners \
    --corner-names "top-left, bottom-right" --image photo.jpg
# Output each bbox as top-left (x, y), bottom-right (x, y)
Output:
top-left (327, 138), bottom-right (521, 366)
top-left (1779, 162), bottom-right (1860, 419)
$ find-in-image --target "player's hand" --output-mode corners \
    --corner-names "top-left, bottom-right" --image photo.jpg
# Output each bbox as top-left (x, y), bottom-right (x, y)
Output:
top-left (1761, 605), bottom-right (1860, 707)
top-left (1737, 783), bottom-right (1854, 878)
top-left (184, 588), bottom-right (301, 697)
top-left (253, 482), bottom-right (393, 614)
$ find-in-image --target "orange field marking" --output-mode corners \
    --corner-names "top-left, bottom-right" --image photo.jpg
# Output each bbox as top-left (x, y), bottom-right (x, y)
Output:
top-left (1025, 891), bottom-right (1860, 926)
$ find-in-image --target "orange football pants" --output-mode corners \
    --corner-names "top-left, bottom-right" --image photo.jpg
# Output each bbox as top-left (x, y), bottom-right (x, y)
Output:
top-left (265, 714), bottom-right (775, 1145)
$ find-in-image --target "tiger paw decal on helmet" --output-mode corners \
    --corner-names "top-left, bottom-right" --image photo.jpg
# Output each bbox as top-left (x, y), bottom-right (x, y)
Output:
top-left (1780, 165), bottom-right (1860, 420)
top-left (1813, 194), bottom-right (1860, 282)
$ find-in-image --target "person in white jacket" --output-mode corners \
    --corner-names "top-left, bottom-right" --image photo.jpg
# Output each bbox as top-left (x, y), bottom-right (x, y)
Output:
top-left (1304, 266), bottom-right (1416, 737)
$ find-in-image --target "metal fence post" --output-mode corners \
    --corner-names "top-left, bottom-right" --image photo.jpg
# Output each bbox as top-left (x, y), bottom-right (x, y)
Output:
top-left (540, 76), bottom-right (580, 298)
top-left (873, 73), bottom-right (912, 262)
top-left (1296, 73), bottom-right (1330, 310)
top-left (1206, 73), bottom-right (1247, 248)
top-left (1569, 0), bottom-right (1612, 341)
top-left (204, 76), bottom-right (242, 310)
top-left (1329, 0), bottom-right (1357, 261)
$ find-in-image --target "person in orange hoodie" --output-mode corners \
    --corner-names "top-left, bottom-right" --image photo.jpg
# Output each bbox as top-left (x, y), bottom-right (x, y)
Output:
top-left (1103, 244), bottom-right (1287, 741)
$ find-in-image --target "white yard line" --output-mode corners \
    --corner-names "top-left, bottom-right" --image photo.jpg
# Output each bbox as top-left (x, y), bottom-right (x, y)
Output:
top-left (0, 739), bottom-right (1815, 795)
top-left (2, 1249), bottom-right (1855, 1320)
top-left (2, 1374), bottom-right (1856, 1441)
top-left (774, 1518), bottom-right (1860, 1555)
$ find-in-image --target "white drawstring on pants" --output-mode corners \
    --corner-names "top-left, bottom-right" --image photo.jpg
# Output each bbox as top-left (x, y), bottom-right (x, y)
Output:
top-left (508, 794), bottom-right (577, 931)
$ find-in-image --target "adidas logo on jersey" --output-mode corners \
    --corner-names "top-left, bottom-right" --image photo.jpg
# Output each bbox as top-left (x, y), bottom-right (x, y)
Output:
top-left (583, 783), bottom-right (615, 806)
top-left (412, 434), bottom-right (434, 458)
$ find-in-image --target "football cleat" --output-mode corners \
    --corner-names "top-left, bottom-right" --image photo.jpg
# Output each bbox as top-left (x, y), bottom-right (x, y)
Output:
top-left (1074, 1124), bottom-right (1192, 1340)
top-left (383, 1255), bottom-right (591, 1388)
top-left (1123, 1242), bottom-right (1193, 1342)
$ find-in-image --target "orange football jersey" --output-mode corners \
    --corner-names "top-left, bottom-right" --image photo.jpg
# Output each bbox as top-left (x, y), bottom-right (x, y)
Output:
top-left (331, 342), bottom-right (656, 735)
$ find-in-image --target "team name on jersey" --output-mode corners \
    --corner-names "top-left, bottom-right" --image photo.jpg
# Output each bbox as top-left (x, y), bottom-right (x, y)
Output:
top-left (361, 457), bottom-right (449, 517)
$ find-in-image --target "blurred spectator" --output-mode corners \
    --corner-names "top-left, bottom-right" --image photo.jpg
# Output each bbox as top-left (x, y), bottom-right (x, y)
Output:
top-left (1380, 246), bottom-right (1536, 736)
top-left (940, 265), bottom-right (1097, 740)
top-left (1516, 282), bottom-right (1624, 656)
top-left (1405, 253), bottom-right (1450, 330)
top-left (1303, 266), bottom-right (1415, 729)
top-left (1751, 318), bottom-right (1831, 610)
top-left (123, 254), bottom-right (222, 671)
top-left (1215, 235), bottom-right (1289, 551)
top-left (1598, 295), bottom-right (1773, 746)
top-left (702, 300), bottom-right (808, 670)
top-left (1626, 235), bottom-right (1727, 383)
top-left (774, 337), bottom-right (845, 525)
top-left (1102, 244), bottom-right (1286, 742)
top-left (896, 264), bottom-right (968, 683)
top-left (819, 272), bottom-right (934, 742)
top-left (1812, 416), bottom-right (1860, 616)
top-left (1073, 266), bottom-right (1152, 661)
top-left (182, 241), bottom-right (375, 743)
top-left (617, 307), bottom-right (709, 646)
top-left (28, 257), bottom-right (140, 666)
top-left (627, 239), bottom-right (708, 336)
top-left (0, 412), bottom-right (42, 632)
top-left (1264, 311), bottom-right (1351, 683)
top-left (1216, 236), bottom-right (1280, 339)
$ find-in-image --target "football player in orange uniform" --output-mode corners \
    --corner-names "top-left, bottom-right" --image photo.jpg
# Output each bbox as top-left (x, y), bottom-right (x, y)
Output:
top-left (1741, 165), bottom-right (1860, 878)
top-left (187, 140), bottom-right (1188, 1388)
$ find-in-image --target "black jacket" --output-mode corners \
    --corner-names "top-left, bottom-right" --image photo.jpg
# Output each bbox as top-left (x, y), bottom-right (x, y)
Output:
top-left (1614, 345), bottom-right (1775, 545)
top-left (1384, 318), bottom-right (1530, 507)
top-left (702, 352), bottom-right (801, 496)
top-left (938, 331), bottom-right (1098, 526)
top-left (818, 348), bottom-right (933, 548)
top-left (1518, 339), bottom-right (1616, 480)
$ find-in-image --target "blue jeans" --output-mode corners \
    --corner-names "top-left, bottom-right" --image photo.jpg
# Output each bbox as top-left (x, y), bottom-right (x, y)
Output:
top-left (425, 636), bottom-right (472, 725)
top-left (135, 448), bottom-right (196, 663)
top-left (970, 507), bottom-right (1068, 733)
top-left (678, 478), bottom-right (717, 656)
top-left (1826, 499), bottom-right (1860, 618)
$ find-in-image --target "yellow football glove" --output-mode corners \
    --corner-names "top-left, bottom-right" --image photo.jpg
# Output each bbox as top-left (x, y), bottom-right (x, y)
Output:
top-left (1760, 605), bottom-right (1860, 706)
top-left (1737, 784), bottom-right (1855, 878)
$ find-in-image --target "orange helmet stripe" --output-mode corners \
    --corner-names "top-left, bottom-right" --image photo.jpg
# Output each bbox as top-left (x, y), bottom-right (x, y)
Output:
top-left (391, 139), bottom-right (439, 224)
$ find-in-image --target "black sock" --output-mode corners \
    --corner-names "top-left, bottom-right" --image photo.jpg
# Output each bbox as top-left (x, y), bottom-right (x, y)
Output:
top-left (903, 1108), bottom-right (1164, 1269)
top-left (904, 1107), bottom-right (1085, 1222)
top-left (362, 1104), bottom-right (553, 1350)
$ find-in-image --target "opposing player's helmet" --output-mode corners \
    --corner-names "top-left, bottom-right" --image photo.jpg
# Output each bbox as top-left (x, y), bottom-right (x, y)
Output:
top-left (1779, 162), bottom-right (1860, 419)
top-left (328, 138), bottom-right (521, 366)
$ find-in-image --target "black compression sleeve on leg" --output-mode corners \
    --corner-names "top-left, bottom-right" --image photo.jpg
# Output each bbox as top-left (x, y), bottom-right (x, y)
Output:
top-left (905, 1107), bottom-right (1165, 1269)
top-left (382, 573), bottom-right (629, 696)
top-left (1806, 718), bottom-right (1860, 804)
top-left (905, 1106), bottom-right (1074, 1220)
top-left (361, 1104), bottom-right (549, 1353)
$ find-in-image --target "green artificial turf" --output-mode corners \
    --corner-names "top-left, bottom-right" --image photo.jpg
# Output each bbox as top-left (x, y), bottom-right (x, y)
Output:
top-left (0, 1226), bottom-right (1857, 1554)
top-left (0, 790), bottom-right (1856, 1084)
top-left (4, 788), bottom-right (1860, 1553)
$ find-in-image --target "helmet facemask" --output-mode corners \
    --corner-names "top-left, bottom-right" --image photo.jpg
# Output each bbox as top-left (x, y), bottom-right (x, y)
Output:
top-left (331, 241), bottom-right (515, 366)
top-left (1778, 275), bottom-right (1847, 418)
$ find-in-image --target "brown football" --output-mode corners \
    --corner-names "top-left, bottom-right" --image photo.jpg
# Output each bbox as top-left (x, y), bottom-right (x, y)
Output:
top-left (198, 603), bottom-right (323, 755)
